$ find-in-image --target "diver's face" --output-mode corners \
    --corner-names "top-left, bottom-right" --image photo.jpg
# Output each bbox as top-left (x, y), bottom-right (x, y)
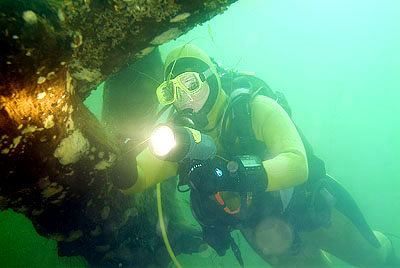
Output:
top-left (173, 80), bottom-right (210, 113)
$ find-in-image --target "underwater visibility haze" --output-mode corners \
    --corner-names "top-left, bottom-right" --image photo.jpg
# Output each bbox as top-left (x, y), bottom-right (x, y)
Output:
top-left (1, 0), bottom-right (399, 267)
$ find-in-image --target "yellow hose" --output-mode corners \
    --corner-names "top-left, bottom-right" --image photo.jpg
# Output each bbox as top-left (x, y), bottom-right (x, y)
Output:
top-left (156, 183), bottom-right (183, 268)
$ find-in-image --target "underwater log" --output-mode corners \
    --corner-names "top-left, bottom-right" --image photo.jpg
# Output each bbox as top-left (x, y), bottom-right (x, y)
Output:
top-left (0, 0), bottom-right (236, 267)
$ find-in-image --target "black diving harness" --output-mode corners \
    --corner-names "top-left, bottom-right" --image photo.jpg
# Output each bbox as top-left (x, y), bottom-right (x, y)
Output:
top-left (173, 91), bottom-right (264, 267)
top-left (172, 70), bottom-right (382, 267)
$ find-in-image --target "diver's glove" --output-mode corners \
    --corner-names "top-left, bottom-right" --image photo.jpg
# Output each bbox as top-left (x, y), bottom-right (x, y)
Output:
top-left (202, 225), bottom-right (231, 256)
top-left (189, 155), bottom-right (268, 194)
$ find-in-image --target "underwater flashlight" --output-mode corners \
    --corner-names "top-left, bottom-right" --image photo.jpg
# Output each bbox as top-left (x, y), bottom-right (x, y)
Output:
top-left (149, 124), bottom-right (216, 162)
top-left (150, 125), bottom-right (176, 157)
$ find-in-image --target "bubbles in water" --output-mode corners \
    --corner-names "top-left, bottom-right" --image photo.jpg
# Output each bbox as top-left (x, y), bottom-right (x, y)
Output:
top-left (198, 243), bottom-right (212, 258)
top-left (254, 216), bottom-right (294, 255)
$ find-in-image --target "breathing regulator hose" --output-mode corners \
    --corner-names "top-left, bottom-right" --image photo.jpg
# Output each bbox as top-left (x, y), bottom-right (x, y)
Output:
top-left (151, 120), bottom-right (216, 268)
top-left (156, 183), bottom-right (183, 268)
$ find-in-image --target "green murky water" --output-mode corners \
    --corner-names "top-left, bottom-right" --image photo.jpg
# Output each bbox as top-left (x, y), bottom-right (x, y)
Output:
top-left (1, 0), bottom-right (399, 267)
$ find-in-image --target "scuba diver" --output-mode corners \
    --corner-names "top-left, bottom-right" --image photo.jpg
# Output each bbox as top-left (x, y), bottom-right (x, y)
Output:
top-left (119, 44), bottom-right (399, 267)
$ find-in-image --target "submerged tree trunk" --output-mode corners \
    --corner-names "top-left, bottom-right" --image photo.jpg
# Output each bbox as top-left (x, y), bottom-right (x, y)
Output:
top-left (0, 0), bottom-right (237, 267)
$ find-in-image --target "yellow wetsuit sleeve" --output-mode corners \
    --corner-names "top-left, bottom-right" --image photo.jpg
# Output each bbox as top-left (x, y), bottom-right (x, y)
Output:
top-left (122, 147), bottom-right (179, 195)
top-left (251, 95), bottom-right (308, 191)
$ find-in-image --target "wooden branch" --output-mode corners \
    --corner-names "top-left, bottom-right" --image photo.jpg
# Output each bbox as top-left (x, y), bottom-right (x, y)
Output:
top-left (0, 0), bottom-right (237, 266)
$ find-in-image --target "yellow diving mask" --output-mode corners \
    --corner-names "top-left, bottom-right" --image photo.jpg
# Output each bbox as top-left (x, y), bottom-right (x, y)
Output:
top-left (156, 68), bottom-right (214, 105)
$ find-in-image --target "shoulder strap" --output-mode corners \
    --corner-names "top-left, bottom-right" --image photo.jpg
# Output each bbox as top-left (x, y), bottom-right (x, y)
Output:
top-left (232, 74), bottom-right (292, 116)
top-left (221, 86), bottom-right (259, 155)
top-left (220, 73), bottom-right (294, 156)
top-left (220, 73), bottom-right (327, 182)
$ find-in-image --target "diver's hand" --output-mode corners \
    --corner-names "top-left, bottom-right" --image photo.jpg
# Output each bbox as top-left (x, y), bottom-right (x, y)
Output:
top-left (202, 225), bottom-right (231, 256)
top-left (188, 155), bottom-right (268, 194)
top-left (187, 157), bottom-right (231, 194)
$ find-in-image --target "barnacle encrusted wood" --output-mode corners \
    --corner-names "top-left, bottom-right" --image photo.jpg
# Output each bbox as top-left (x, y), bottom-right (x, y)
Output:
top-left (0, 0), bottom-right (237, 266)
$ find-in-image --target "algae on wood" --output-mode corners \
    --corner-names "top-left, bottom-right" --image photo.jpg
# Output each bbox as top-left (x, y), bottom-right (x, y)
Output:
top-left (0, 0), bottom-right (237, 266)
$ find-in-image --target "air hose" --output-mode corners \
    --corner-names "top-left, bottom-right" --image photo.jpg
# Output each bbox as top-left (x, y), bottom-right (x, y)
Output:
top-left (156, 183), bottom-right (183, 268)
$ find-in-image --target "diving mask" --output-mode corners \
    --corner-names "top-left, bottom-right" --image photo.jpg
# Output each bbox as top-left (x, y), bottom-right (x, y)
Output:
top-left (156, 68), bottom-right (214, 106)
